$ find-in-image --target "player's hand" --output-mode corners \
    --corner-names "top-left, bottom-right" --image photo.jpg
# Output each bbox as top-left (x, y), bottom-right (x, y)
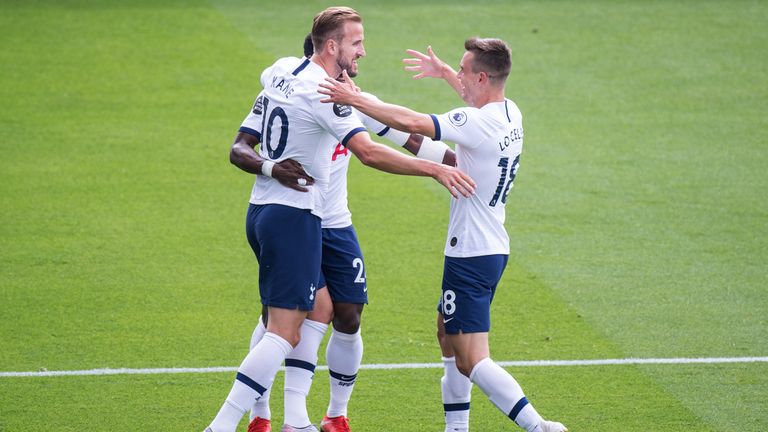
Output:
top-left (403, 46), bottom-right (446, 80)
top-left (318, 70), bottom-right (360, 106)
top-left (433, 164), bottom-right (475, 198)
top-left (272, 159), bottom-right (315, 192)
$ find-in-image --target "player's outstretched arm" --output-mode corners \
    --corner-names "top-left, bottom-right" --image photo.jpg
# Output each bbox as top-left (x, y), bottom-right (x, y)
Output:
top-left (345, 133), bottom-right (474, 198)
top-left (403, 134), bottom-right (457, 167)
top-left (229, 132), bottom-right (315, 192)
top-left (403, 46), bottom-right (463, 99)
top-left (319, 71), bottom-right (436, 139)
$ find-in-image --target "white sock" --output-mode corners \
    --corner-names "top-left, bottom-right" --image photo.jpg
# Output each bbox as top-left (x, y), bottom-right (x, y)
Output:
top-left (325, 327), bottom-right (363, 418)
top-left (441, 356), bottom-right (472, 431)
top-left (283, 319), bottom-right (329, 427)
top-left (248, 317), bottom-right (271, 421)
top-left (469, 358), bottom-right (542, 432)
top-left (208, 332), bottom-right (292, 432)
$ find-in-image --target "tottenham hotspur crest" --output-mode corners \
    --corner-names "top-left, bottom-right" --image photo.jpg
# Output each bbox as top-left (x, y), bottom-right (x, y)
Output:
top-left (449, 111), bottom-right (467, 126)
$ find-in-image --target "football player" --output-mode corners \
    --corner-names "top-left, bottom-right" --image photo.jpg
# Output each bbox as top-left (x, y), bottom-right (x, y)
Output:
top-left (204, 7), bottom-right (474, 432)
top-left (319, 38), bottom-right (568, 432)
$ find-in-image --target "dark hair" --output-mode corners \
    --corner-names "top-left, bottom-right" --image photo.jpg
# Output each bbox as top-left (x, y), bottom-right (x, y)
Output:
top-left (303, 33), bottom-right (314, 57)
top-left (311, 7), bottom-right (362, 53)
top-left (464, 37), bottom-right (511, 83)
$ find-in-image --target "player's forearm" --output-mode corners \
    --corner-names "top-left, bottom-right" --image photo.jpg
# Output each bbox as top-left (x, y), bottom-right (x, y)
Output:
top-left (229, 133), bottom-right (270, 175)
top-left (353, 140), bottom-right (440, 177)
top-left (354, 95), bottom-right (435, 138)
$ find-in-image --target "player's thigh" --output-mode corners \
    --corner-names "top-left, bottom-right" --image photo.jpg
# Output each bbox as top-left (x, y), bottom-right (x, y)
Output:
top-left (251, 204), bottom-right (322, 311)
top-left (307, 285), bottom-right (334, 324)
top-left (438, 254), bottom-right (508, 335)
top-left (321, 226), bottom-right (368, 305)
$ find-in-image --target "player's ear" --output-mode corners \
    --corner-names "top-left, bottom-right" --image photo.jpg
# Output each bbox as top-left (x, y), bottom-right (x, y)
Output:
top-left (326, 38), bottom-right (337, 55)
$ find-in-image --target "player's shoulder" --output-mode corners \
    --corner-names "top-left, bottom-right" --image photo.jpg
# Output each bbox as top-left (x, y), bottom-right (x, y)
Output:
top-left (503, 98), bottom-right (523, 121)
top-left (441, 105), bottom-right (484, 128)
top-left (259, 56), bottom-right (309, 86)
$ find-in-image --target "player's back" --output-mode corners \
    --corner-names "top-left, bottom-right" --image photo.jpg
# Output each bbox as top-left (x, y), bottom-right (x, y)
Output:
top-left (249, 57), bottom-right (367, 218)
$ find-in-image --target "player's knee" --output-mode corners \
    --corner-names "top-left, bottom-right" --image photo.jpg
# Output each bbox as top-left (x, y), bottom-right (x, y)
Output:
top-left (332, 303), bottom-right (363, 333)
top-left (285, 330), bottom-right (302, 348)
top-left (454, 358), bottom-right (473, 377)
top-left (332, 315), bottom-right (360, 334)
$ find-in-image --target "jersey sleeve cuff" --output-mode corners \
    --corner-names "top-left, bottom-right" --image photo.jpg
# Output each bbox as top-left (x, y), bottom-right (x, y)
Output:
top-left (239, 126), bottom-right (262, 142)
top-left (430, 114), bottom-right (441, 141)
top-left (341, 127), bottom-right (367, 147)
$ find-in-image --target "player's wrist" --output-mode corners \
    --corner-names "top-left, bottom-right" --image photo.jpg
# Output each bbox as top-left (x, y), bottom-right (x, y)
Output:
top-left (261, 160), bottom-right (275, 177)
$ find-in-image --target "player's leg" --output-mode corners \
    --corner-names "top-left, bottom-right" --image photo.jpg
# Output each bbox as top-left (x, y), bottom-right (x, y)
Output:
top-left (437, 313), bottom-right (472, 432)
top-left (282, 287), bottom-right (332, 429)
top-left (206, 204), bottom-right (321, 432)
top-left (208, 307), bottom-right (305, 432)
top-left (441, 254), bottom-right (566, 432)
top-left (320, 226), bottom-right (367, 431)
top-left (247, 312), bottom-right (272, 432)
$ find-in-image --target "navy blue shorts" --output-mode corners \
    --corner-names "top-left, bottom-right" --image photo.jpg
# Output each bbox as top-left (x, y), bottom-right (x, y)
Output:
top-left (246, 204), bottom-right (322, 311)
top-left (437, 255), bottom-right (509, 334)
top-left (317, 225), bottom-right (368, 304)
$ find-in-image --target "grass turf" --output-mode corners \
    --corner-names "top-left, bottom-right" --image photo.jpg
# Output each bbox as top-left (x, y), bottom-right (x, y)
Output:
top-left (1, 0), bottom-right (766, 430)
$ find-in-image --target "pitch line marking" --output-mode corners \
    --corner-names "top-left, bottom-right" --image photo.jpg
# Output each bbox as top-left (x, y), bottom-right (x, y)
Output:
top-left (1, 357), bottom-right (766, 378)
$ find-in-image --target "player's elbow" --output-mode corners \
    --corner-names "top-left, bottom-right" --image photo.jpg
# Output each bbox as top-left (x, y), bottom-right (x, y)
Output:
top-left (229, 142), bottom-right (247, 167)
top-left (355, 146), bottom-right (378, 167)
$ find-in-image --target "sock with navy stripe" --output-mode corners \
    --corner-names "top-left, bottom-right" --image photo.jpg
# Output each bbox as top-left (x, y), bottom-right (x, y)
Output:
top-left (469, 357), bottom-right (543, 432)
top-left (325, 327), bottom-right (363, 418)
top-left (442, 356), bottom-right (472, 431)
top-left (248, 316), bottom-right (271, 422)
top-left (283, 319), bottom-right (328, 427)
top-left (208, 332), bottom-right (292, 432)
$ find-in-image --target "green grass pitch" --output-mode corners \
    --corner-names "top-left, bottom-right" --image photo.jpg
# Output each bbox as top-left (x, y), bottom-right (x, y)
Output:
top-left (1, 0), bottom-right (766, 430)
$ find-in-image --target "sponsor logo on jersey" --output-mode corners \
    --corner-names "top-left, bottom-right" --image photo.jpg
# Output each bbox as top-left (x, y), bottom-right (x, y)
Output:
top-left (331, 143), bottom-right (349, 161)
top-left (252, 95), bottom-right (264, 115)
top-left (450, 237), bottom-right (458, 247)
top-left (333, 103), bottom-right (353, 117)
top-left (449, 111), bottom-right (467, 126)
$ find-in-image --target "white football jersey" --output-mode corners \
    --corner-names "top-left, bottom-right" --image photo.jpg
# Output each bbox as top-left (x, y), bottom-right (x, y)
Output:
top-left (431, 99), bottom-right (523, 257)
top-left (239, 57), bottom-right (367, 218)
top-left (321, 97), bottom-right (410, 228)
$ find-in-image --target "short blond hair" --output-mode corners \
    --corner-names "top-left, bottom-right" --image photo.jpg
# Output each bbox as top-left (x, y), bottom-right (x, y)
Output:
top-left (311, 7), bottom-right (362, 53)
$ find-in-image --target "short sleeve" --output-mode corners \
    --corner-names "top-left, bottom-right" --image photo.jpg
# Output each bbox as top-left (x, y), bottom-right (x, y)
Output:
top-left (313, 97), bottom-right (367, 147)
top-left (430, 107), bottom-right (485, 149)
top-left (239, 92), bottom-right (266, 141)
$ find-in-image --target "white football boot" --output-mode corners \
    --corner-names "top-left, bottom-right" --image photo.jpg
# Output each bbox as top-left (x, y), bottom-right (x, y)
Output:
top-left (539, 419), bottom-right (568, 432)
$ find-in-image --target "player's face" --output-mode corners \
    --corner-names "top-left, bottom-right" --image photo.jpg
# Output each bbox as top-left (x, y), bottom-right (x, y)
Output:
top-left (336, 21), bottom-right (366, 78)
top-left (456, 51), bottom-right (479, 106)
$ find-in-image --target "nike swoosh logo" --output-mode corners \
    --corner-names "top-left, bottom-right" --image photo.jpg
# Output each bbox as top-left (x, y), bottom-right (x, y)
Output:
top-left (443, 317), bottom-right (454, 324)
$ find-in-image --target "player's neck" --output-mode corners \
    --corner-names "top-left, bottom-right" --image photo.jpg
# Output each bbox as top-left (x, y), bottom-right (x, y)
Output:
top-left (311, 54), bottom-right (340, 78)
top-left (473, 89), bottom-right (506, 108)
